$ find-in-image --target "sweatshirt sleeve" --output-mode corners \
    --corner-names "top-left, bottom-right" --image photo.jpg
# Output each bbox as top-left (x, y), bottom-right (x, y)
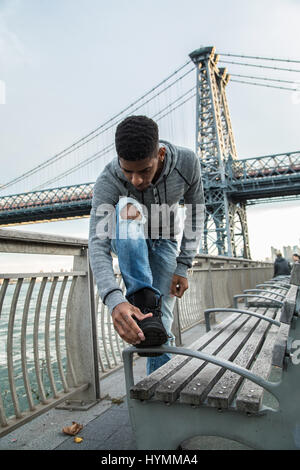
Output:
top-left (174, 154), bottom-right (205, 278)
top-left (88, 173), bottom-right (127, 313)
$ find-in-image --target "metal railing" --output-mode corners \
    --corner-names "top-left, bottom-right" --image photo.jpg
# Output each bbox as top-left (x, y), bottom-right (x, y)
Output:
top-left (96, 275), bottom-right (128, 374)
top-left (175, 255), bottom-right (273, 335)
top-left (0, 272), bottom-right (90, 419)
top-left (0, 229), bottom-right (99, 437)
top-left (227, 151), bottom-right (300, 181)
top-left (0, 183), bottom-right (94, 211)
top-left (0, 228), bottom-right (273, 436)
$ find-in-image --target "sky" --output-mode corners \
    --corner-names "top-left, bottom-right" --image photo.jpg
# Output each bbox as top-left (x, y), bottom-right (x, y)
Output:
top-left (0, 0), bottom-right (300, 272)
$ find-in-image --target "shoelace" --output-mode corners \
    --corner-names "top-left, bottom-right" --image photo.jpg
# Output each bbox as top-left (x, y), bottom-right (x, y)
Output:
top-left (140, 295), bottom-right (164, 318)
top-left (141, 305), bottom-right (163, 318)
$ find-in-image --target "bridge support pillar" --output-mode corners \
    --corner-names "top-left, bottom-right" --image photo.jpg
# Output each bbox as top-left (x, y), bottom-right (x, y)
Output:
top-left (189, 46), bottom-right (251, 258)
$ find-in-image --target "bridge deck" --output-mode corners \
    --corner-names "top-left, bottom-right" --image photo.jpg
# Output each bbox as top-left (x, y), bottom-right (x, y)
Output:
top-left (1, 150), bottom-right (300, 225)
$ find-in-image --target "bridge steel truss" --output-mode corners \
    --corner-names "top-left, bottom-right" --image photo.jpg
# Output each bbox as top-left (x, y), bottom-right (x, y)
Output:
top-left (227, 151), bottom-right (300, 202)
top-left (190, 46), bottom-right (251, 258)
top-left (0, 183), bottom-right (94, 225)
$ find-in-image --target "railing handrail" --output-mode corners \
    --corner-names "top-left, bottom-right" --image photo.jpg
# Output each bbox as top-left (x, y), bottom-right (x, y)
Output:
top-left (0, 228), bottom-right (88, 248)
top-left (0, 228), bottom-right (273, 266)
top-left (0, 271), bottom-right (87, 279)
top-left (193, 253), bottom-right (271, 264)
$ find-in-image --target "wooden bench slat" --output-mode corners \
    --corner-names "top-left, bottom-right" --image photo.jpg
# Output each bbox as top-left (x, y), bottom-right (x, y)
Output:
top-left (247, 294), bottom-right (282, 308)
top-left (130, 313), bottom-right (244, 400)
top-left (206, 308), bottom-right (279, 409)
top-left (272, 322), bottom-right (291, 367)
top-left (155, 312), bottom-right (258, 403)
top-left (280, 286), bottom-right (298, 323)
top-left (235, 311), bottom-right (284, 414)
top-left (179, 307), bottom-right (277, 406)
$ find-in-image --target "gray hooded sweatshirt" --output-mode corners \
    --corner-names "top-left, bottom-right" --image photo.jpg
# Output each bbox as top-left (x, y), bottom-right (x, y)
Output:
top-left (88, 140), bottom-right (205, 314)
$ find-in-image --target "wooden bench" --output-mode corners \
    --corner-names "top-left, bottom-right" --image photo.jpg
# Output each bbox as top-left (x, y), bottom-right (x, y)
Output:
top-left (122, 265), bottom-right (300, 450)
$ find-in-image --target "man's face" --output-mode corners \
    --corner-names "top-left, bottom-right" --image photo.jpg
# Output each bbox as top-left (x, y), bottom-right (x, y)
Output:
top-left (119, 147), bottom-right (165, 191)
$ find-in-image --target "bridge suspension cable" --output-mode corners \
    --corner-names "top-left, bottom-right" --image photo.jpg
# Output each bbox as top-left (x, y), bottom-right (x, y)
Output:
top-left (230, 79), bottom-right (298, 92)
top-left (33, 87), bottom-right (196, 189)
top-left (229, 73), bottom-right (296, 85)
top-left (219, 59), bottom-right (300, 73)
top-left (33, 144), bottom-right (115, 190)
top-left (1, 60), bottom-right (193, 193)
top-left (219, 52), bottom-right (300, 64)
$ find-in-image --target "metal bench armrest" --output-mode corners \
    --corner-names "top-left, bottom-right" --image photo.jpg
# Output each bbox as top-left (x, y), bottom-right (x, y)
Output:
top-left (244, 289), bottom-right (286, 300)
top-left (122, 345), bottom-right (281, 402)
top-left (256, 284), bottom-right (289, 291)
top-left (204, 307), bottom-right (281, 333)
top-left (233, 294), bottom-right (283, 308)
top-left (268, 281), bottom-right (291, 289)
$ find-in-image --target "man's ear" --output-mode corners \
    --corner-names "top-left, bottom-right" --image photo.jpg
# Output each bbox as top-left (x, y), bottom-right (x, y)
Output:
top-left (158, 146), bottom-right (166, 161)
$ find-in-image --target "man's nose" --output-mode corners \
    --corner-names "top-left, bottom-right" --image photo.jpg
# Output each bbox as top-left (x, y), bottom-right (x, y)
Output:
top-left (131, 174), bottom-right (143, 186)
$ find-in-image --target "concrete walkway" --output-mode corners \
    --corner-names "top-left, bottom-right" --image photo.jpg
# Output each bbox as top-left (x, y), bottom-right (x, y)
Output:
top-left (0, 320), bottom-right (251, 451)
top-left (0, 353), bottom-right (147, 451)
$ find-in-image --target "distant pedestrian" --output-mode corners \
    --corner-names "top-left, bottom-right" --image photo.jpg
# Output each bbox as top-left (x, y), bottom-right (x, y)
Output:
top-left (274, 252), bottom-right (291, 277)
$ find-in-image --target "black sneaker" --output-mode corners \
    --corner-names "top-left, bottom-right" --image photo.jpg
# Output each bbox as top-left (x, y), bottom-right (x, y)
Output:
top-left (127, 288), bottom-right (169, 357)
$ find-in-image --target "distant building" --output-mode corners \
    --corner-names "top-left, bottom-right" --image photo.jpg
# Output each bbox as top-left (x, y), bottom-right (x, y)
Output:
top-left (271, 244), bottom-right (300, 262)
top-left (283, 246), bottom-right (293, 261)
top-left (271, 246), bottom-right (279, 261)
top-left (293, 245), bottom-right (300, 255)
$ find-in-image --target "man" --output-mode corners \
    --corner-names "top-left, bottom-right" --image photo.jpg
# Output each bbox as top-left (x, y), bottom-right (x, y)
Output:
top-left (88, 115), bottom-right (205, 374)
top-left (292, 253), bottom-right (300, 264)
top-left (273, 252), bottom-right (291, 277)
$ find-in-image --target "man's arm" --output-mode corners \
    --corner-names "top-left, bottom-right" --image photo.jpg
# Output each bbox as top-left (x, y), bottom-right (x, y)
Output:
top-left (88, 175), bottom-right (153, 344)
top-left (172, 155), bottom-right (205, 294)
top-left (88, 200), bottom-right (126, 313)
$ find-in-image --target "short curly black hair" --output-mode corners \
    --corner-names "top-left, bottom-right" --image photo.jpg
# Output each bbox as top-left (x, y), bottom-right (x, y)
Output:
top-left (115, 115), bottom-right (159, 161)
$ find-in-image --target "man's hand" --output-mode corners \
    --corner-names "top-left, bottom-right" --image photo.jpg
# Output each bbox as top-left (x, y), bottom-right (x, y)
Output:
top-left (170, 274), bottom-right (188, 298)
top-left (111, 302), bottom-right (153, 345)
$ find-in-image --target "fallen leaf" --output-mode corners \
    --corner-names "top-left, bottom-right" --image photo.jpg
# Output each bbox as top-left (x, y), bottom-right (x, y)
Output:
top-left (62, 421), bottom-right (83, 436)
top-left (111, 398), bottom-right (124, 405)
top-left (74, 437), bottom-right (83, 443)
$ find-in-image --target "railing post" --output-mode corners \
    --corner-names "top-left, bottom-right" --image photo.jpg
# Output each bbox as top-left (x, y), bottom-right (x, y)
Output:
top-left (58, 246), bottom-right (100, 410)
top-left (207, 257), bottom-right (216, 324)
top-left (172, 298), bottom-right (182, 346)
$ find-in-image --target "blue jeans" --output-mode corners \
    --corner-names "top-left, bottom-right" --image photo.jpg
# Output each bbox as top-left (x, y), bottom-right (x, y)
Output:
top-left (111, 197), bottom-right (178, 375)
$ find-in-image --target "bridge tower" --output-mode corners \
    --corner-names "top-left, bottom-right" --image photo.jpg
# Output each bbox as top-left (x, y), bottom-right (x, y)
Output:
top-left (189, 46), bottom-right (251, 258)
